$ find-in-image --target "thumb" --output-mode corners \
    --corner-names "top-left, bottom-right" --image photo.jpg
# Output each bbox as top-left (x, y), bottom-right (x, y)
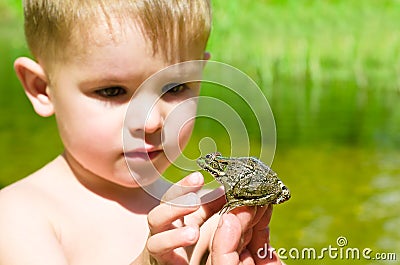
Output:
top-left (208, 214), bottom-right (242, 265)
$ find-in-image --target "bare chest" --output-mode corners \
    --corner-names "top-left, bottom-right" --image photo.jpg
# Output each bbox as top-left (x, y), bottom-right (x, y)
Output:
top-left (53, 198), bottom-right (150, 265)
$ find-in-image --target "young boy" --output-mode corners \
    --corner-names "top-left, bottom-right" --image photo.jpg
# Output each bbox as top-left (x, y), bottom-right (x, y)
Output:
top-left (0, 0), bottom-right (283, 264)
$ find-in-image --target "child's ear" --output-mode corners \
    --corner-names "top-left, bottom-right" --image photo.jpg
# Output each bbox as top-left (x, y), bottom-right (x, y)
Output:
top-left (14, 57), bottom-right (54, 117)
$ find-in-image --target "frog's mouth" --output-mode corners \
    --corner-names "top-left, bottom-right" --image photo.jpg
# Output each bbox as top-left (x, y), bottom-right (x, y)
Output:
top-left (203, 167), bottom-right (218, 176)
top-left (197, 157), bottom-right (226, 177)
top-left (203, 166), bottom-right (226, 177)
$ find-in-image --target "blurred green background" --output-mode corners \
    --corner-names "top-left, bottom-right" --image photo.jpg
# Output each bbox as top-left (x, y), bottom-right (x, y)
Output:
top-left (1, 0), bottom-right (399, 264)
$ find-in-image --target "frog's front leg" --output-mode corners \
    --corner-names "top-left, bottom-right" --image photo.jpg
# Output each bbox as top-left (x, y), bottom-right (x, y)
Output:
top-left (221, 196), bottom-right (275, 213)
top-left (220, 189), bottom-right (237, 214)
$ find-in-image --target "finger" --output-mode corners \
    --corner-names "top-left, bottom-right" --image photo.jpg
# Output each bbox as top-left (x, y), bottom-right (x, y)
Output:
top-left (239, 249), bottom-right (256, 265)
top-left (233, 205), bottom-right (271, 256)
top-left (230, 206), bottom-right (257, 231)
top-left (210, 214), bottom-right (242, 265)
top-left (251, 205), bottom-right (269, 227)
top-left (250, 233), bottom-right (282, 265)
top-left (200, 187), bottom-right (227, 216)
top-left (148, 192), bottom-right (200, 235)
top-left (239, 204), bottom-right (273, 254)
top-left (254, 205), bottom-right (273, 230)
top-left (248, 205), bottom-right (278, 264)
top-left (185, 187), bottom-right (226, 227)
top-left (229, 206), bottom-right (256, 251)
top-left (238, 229), bottom-right (253, 254)
top-left (147, 225), bottom-right (199, 257)
top-left (232, 205), bottom-right (269, 230)
top-left (162, 172), bottom-right (204, 202)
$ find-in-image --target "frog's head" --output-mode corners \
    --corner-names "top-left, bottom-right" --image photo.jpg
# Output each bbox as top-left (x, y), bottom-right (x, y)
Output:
top-left (197, 152), bottom-right (228, 180)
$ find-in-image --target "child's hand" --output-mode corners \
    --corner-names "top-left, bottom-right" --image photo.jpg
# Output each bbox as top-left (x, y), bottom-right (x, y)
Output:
top-left (136, 172), bottom-right (223, 265)
top-left (209, 205), bottom-right (284, 265)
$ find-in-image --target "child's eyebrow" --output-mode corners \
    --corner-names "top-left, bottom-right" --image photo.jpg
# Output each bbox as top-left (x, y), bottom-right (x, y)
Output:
top-left (78, 73), bottom-right (143, 88)
top-left (79, 79), bottom-right (125, 88)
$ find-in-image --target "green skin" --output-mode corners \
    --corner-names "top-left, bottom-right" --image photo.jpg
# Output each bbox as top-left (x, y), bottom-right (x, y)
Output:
top-left (197, 152), bottom-right (291, 214)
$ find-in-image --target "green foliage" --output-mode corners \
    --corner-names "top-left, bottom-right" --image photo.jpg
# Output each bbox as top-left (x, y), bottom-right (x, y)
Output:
top-left (0, 0), bottom-right (22, 19)
top-left (206, 0), bottom-right (400, 148)
top-left (1, 0), bottom-right (400, 180)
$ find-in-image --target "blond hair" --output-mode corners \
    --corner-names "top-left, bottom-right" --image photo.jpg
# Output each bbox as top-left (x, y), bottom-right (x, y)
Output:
top-left (23, 0), bottom-right (211, 68)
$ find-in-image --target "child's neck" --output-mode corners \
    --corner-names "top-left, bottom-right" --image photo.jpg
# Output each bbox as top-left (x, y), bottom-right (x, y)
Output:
top-left (61, 152), bottom-right (159, 214)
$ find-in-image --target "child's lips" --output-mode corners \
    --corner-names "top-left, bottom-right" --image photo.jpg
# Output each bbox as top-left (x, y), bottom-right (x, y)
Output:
top-left (124, 149), bottom-right (163, 161)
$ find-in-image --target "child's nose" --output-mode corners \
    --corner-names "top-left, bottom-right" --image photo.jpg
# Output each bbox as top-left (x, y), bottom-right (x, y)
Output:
top-left (143, 106), bottom-right (164, 134)
top-left (125, 101), bottom-right (164, 137)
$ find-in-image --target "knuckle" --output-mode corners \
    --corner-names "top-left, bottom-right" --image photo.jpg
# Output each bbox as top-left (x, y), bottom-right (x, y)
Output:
top-left (147, 210), bottom-right (159, 231)
top-left (146, 238), bottom-right (159, 256)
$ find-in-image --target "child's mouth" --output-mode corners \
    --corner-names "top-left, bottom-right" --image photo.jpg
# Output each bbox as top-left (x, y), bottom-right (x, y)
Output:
top-left (124, 149), bottom-right (162, 161)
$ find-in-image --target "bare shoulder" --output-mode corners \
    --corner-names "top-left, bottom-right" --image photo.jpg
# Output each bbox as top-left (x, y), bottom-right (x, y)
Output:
top-left (0, 163), bottom-right (54, 213)
top-left (0, 173), bottom-right (53, 241)
top-left (0, 156), bottom-right (68, 211)
top-left (0, 158), bottom-right (69, 264)
top-left (0, 156), bottom-right (71, 230)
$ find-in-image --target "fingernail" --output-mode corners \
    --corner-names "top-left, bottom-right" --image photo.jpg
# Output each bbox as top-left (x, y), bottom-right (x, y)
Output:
top-left (185, 226), bottom-right (197, 241)
top-left (186, 192), bottom-right (200, 206)
top-left (170, 192), bottom-right (199, 206)
top-left (188, 172), bottom-right (202, 185)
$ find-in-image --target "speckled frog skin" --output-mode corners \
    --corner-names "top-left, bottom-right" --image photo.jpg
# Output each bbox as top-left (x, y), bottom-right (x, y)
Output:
top-left (197, 152), bottom-right (291, 214)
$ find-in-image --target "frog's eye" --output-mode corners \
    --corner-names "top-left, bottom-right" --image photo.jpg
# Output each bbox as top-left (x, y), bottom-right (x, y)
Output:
top-left (205, 154), bottom-right (211, 159)
top-left (211, 162), bottom-right (219, 169)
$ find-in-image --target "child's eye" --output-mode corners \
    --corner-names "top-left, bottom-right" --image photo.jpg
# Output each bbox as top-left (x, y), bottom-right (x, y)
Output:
top-left (161, 83), bottom-right (188, 95)
top-left (95, 86), bottom-right (127, 98)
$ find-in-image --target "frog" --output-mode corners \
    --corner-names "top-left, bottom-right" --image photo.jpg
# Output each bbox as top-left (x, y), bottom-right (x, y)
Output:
top-left (197, 152), bottom-right (291, 214)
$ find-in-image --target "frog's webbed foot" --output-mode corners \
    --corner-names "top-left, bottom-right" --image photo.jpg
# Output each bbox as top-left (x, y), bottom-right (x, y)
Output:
top-left (218, 200), bottom-right (245, 214)
top-left (219, 197), bottom-right (272, 215)
top-left (219, 203), bottom-right (233, 214)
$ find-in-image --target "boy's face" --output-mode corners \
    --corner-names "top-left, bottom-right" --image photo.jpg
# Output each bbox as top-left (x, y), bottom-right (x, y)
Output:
top-left (48, 21), bottom-right (205, 187)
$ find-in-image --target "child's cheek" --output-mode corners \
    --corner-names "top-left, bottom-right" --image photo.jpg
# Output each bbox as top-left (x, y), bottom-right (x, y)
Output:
top-left (163, 99), bottom-right (197, 158)
top-left (57, 104), bottom-right (123, 169)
